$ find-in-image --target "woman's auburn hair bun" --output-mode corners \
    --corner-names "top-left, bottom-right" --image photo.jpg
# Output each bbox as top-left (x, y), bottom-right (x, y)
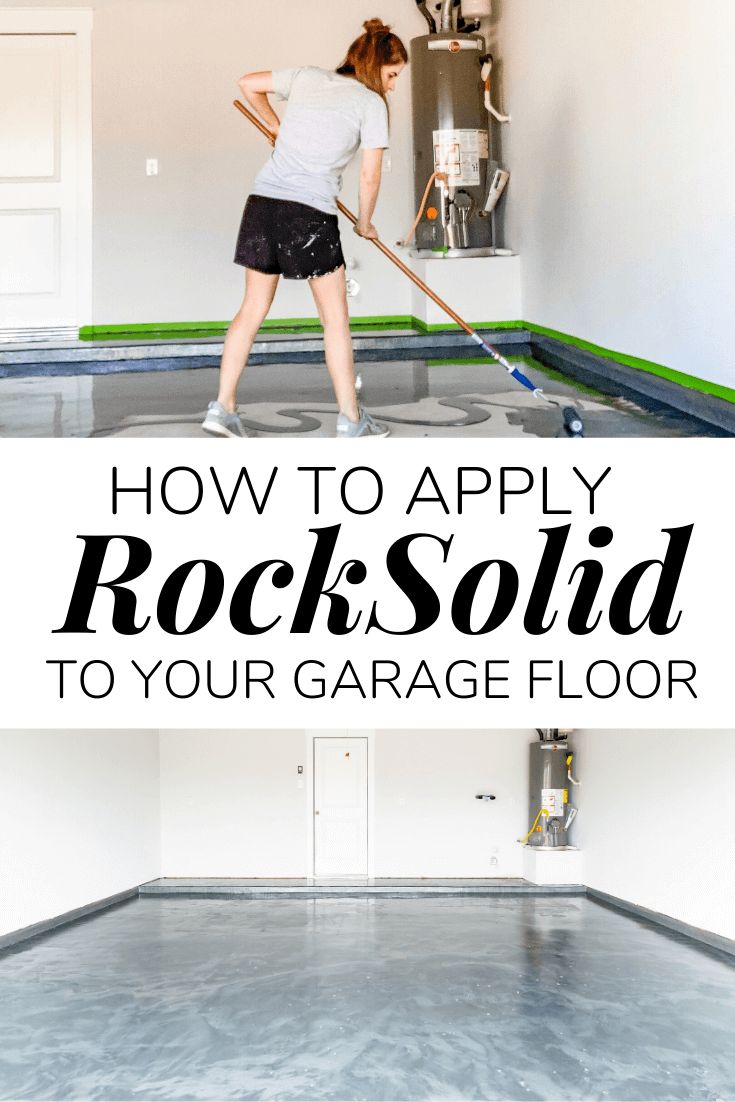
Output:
top-left (363, 18), bottom-right (391, 35)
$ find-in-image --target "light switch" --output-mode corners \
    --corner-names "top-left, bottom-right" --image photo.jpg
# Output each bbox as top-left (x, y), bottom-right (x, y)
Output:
top-left (146, 159), bottom-right (159, 176)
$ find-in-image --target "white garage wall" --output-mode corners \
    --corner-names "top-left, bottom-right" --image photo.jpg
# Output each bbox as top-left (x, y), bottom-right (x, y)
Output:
top-left (157, 729), bottom-right (532, 878)
top-left (3, 729), bottom-right (733, 945)
top-left (374, 729), bottom-right (530, 876)
top-left (575, 730), bottom-right (735, 941)
top-left (497, 0), bottom-right (735, 389)
top-left (12, 0), bottom-right (426, 328)
top-left (10, 0), bottom-right (735, 385)
top-left (159, 730), bottom-right (307, 876)
top-left (0, 730), bottom-right (160, 938)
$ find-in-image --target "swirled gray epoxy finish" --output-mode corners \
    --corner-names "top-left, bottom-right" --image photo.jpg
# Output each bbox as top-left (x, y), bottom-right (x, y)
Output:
top-left (0, 897), bottom-right (733, 1101)
top-left (0, 358), bottom-right (725, 439)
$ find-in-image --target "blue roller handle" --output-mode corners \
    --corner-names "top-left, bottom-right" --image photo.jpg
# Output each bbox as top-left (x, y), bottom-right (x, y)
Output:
top-left (510, 367), bottom-right (540, 393)
top-left (480, 335), bottom-right (584, 433)
top-left (477, 334), bottom-right (584, 435)
top-left (472, 333), bottom-right (542, 396)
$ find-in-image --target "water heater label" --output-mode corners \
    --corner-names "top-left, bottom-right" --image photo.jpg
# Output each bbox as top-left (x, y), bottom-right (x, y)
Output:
top-left (542, 788), bottom-right (565, 818)
top-left (433, 129), bottom-right (485, 186)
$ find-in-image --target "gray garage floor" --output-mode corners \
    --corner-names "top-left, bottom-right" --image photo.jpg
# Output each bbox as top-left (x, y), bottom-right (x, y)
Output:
top-left (1, 896), bottom-right (734, 1101)
top-left (0, 357), bottom-right (724, 438)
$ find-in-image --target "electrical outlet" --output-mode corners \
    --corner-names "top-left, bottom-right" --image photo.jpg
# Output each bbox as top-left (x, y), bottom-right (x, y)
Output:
top-left (146, 158), bottom-right (159, 177)
top-left (384, 150), bottom-right (392, 173)
top-left (489, 855), bottom-right (498, 867)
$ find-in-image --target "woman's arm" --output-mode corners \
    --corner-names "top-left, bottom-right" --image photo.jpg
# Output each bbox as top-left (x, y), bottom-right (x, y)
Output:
top-left (238, 71), bottom-right (281, 136)
top-left (355, 148), bottom-right (384, 239)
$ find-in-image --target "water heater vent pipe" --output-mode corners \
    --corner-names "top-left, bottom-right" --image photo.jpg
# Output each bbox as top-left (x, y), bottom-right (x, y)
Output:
top-left (440, 0), bottom-right (456, 31)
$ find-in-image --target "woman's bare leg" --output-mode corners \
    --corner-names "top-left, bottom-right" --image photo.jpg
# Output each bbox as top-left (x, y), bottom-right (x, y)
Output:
top-left (308, 266), bottom-right (360, 422)
top-left (217, 268), bottom-right (280, 412)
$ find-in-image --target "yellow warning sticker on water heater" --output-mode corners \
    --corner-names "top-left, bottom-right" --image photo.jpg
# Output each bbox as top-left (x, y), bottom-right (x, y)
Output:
top-left (433, 129), bottom-right (486, 187)
top-left (541, 788), bottom-right (565, 818)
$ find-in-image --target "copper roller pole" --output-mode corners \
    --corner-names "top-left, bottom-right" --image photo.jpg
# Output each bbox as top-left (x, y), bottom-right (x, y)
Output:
top-left (231, 98), bottom-right (586, 436)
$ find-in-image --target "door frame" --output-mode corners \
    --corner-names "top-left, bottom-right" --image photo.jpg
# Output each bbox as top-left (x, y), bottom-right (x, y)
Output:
top-left (0, 8), bottom-right (93, 334)
top-left (305, 730), bottom-right (375, 879)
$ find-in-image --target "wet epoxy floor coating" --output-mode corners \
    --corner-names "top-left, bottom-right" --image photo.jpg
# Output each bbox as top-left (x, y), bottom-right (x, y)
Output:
top-left (0, 358), bottom-right (724, 438)
top-left (1, 897), bottom-right (734, 1101)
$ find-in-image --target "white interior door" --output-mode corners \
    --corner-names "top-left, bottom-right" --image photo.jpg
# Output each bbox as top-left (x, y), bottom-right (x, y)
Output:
top-left (313, 737), bottom-right (368, 878)
top-left (0, 25), bottom-right (90, 337)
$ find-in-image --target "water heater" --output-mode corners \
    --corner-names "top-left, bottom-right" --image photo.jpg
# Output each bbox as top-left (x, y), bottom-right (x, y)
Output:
top-left (526, 733), bottom-right (579, 848)
top-left (410, 30), bottom-right (498, 255)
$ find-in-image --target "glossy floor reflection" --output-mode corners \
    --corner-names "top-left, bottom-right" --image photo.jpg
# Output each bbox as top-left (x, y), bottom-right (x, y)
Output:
top-left (0, 358), bottom-right (724, 438)
top-left (1, 897), bottom-right (733, 1100)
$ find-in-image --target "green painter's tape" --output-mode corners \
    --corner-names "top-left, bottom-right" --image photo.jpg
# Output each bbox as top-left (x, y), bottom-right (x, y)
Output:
top-left (78, 316), bottom-right (521, 340)
top-left (77, 315), bottom-right (734, 406)
top-left (419, 319), bottom-right (735, 405)
top-left (410, 318), bottom-right (524, 333)
top-left (526, 323), bottom-right (735, 406)
top-left (259, 315), bottom-right (417, 333)
top-left (79, 321), bottom-right (229, 339)
top-left (79, 316), bottom-right (419, 340)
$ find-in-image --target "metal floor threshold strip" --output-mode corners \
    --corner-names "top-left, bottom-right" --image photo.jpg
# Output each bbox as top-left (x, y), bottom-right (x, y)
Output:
top-left (138, 878), bottom-right (585, 898)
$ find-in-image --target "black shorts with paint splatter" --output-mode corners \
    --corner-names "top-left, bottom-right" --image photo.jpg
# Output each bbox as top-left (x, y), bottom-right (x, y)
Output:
top-left (234, 195), bottom-right (345, 280)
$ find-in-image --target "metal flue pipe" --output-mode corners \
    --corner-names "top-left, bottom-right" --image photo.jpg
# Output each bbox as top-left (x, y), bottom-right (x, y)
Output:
top-left (440, 0), bottom-right (456, 30)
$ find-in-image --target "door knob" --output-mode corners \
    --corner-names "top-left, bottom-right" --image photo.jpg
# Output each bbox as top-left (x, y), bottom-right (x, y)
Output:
top-left (315, 810), bottom-right (320, 815)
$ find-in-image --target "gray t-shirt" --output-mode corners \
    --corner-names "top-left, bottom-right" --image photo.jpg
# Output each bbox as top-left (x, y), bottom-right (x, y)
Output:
top-left (251, 66), bottom-right (390, 215)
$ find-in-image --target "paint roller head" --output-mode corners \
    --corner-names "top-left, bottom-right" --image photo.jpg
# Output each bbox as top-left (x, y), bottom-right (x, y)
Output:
top-left (562, 406), bottom-right (585, 438)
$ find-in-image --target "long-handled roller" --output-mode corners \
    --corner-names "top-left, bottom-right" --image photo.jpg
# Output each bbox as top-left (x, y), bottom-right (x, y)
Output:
top-left (233, 99), bottom-right (584, 438)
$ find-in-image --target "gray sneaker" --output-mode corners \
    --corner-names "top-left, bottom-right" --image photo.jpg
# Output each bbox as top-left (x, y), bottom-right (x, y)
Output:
top-left (336, 407), bottom-right (390, 439)
top-left (202, 401), bottom-right (247, 439)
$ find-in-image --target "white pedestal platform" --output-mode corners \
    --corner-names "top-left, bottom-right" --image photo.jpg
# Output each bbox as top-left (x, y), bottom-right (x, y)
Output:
top-left (409, 254), bottom-right (523, 328)
top-left (522, 845), bottom-right (584, 886)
